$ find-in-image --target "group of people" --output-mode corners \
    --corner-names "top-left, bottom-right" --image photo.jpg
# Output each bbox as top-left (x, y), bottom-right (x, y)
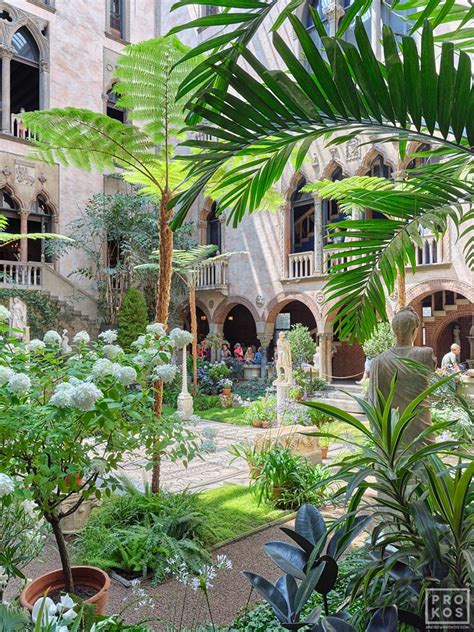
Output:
top-left (221, 342), bottom-right (263, 364)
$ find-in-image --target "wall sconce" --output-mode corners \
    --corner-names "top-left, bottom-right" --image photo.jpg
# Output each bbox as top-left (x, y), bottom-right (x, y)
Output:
top-left (200, 315), bottom-right (207, 321)
top-left (228, 315), bottom-right (234, 321)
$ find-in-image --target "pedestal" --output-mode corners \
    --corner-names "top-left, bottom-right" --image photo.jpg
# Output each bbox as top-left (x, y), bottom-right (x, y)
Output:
top-left (457, 375), bottom-right (474, 403)
top-left (60, 494), bottom-right (101, 534)
top-left (177, 392), bottom-right (194, 419)
top-left (255, 424), bottom-right (322, 465)
top-left (273, 380), bottom-right (290, 427)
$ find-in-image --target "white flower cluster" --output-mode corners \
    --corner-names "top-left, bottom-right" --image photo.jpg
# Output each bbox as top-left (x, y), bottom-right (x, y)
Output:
top-left (169, 328), bottom-right (193, 349)
top-left (0, 365), bottom-right (13, 386)
top-left (32, 594), bottom-right (78, 630)
top-left (165, 555), bottom-right (232, 593)
top-left (73, 330), bottom-right (90, 345)
top-left (91, 358), bottom-right (115, 378)
top-left (91, 358), bottom-right (137, 386)
top-left (0, 305), bottom-right (10, 323)
top-left (98, 329), bottom-right (118, 344)
top-left (130, 579), bottom-right (155, 609)
top-left (131, 335), bottom-right (146, 348)
top-left (146, 322), bottom-right (166, 337)
top-left (90, 458), bottom-right (107, 475)
top-left (50, 379), bottom-right (103, 411)
top-left (0, 565), bottom-right (8, 588)
top-left (152, 364), bottom-right (178, 384)
top-left (0, 472), bottom-right (15, 497)
top-left (102, 344), bottom-right (123, 360)
top-left (43, 330), bottom-right (62, 346)
top-left (25, 339), bottom-right (46, 353)
top-left (8, 372), bottom-right (31, 394)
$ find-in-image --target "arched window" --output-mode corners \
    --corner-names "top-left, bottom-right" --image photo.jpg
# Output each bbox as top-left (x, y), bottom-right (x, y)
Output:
top-left (323, 166), bottom-right (344, 242)
top-left (365, 155), bottom-right (392, 219)
top-left (406, 143), bottom-right (434, 171)
top-left (11, 27), bottom-right (40, 124)
top-left (110, 0), bottom-right (124, 38)
top-left (206, 202), bottom-right (221, 251)
top-left (106, 88), bottom-right (126, 123)
top-left (0, 189), bottom-right (20, 261)
top-left (291, 178), bottom-right (315, 254)
top-left (28, 195), bottom-right (54, 263)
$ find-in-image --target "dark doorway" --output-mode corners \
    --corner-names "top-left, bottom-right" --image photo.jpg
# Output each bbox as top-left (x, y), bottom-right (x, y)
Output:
top-left (224, 304), bottom-right (258, 351)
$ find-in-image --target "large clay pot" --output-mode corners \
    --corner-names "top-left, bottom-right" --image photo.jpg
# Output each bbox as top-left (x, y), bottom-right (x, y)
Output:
top-left (20, 566), bottom-right (111, 615)
top-left (320, 446), bottom-right (329, 460)
top-left (222, 388), bottom-right (232, 396)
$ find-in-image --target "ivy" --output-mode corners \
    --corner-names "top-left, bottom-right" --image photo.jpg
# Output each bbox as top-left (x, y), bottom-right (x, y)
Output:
top-left (0, 289), bottom-right (61, 338)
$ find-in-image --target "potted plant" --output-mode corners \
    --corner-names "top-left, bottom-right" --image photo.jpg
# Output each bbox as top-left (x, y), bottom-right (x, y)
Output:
top-left (289, 384), bottom-right (305, 401)
top-left (220, 378), bottom-right (233, 396)
top-left (319, 435), bottom-right (330, 460)
top-left (243, 395), bottom-right (276, 428)
top-left (0, 309), bottom-right (181, 612)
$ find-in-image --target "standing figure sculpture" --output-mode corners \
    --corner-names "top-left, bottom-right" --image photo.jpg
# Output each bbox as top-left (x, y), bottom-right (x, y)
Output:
top-left (275, 331), bottom-right (292, 384)
top-left (369, 307), bottom-right (436, 447)
top-left (9, 297), bottom-right (29, 341)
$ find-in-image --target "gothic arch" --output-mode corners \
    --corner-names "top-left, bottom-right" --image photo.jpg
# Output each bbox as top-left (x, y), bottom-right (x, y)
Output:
top-left (212, 295), bottom-right (261, 326)
top-left (406, 279), bottom-right (474, 306)
top-left (0, 183), bottom-right (23, 210)
top-left (356, 146), bottom-right (396, 176)
top-left (321, 158), bottom-right (348, 180)
top-left (27, 189), bottom-right (58, 220)
top-left (265, 292), bottom-right (322, 330)
top-left (284, 170), bottom-right (312, 203)
top-left (1, 3), bottom-right (49, 61)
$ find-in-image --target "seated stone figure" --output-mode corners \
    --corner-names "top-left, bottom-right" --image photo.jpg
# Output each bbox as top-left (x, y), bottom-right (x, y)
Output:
top-left (369, 307), bottom-right (436, 447)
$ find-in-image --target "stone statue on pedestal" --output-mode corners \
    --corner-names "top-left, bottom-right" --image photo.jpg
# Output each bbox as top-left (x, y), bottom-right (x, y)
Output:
top-left (369, 307), bottom-right (436, 447)
top-left (312, 347), bottom-right (320, 374)
top-left (61, 329), bottom-right (72, 354)
top-left (275, 331), bottom-right (292, 385)
top-left (9, 297), bottom-right (29, 341)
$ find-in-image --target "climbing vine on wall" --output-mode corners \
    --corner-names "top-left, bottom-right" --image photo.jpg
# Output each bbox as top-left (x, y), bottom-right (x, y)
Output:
top-left (0, 290), bottom-right (61, 338)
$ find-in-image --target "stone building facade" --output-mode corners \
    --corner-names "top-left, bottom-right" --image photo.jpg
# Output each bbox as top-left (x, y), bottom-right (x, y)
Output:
top-left (0, 1), bottom-right (472, 376)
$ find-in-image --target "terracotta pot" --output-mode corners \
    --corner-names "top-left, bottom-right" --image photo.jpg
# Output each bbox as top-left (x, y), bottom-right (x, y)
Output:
top-left (20, 566), bottom-right (111, 615)
top-left (251, 419), bottom-right (262, 428)
top-left (320, 446), bottom-right (329, 459)
top-left (222, 388), bottom-right (232, 396)
top-left (261, 420), bottom-right (271, 429)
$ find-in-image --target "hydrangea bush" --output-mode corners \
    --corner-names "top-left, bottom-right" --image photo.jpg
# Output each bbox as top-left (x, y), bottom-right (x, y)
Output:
top-left (0, 307), bottom-right (197, 594)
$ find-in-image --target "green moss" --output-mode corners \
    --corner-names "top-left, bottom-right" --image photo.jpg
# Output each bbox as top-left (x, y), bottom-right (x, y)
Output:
top-left (195, 484), bottom-right (289, 546)
top-left (198, 406), bottom-right (249, 425)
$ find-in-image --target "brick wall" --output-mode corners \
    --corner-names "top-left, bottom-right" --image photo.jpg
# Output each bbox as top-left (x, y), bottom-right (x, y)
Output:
top-left (332, 340), bottom-right (365, 379)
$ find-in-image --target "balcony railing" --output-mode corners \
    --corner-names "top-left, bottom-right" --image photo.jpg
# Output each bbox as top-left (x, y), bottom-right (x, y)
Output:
top-left (416, 233), bottom-right (444, 265)
top-left (288, 252), bottom-right (314, 279)
top-left (195, 259), bottom-right (228, 291)
top-left (0, 262), bottom-right (42, 287)
top-left (10, 113), bottom-right (36, 140)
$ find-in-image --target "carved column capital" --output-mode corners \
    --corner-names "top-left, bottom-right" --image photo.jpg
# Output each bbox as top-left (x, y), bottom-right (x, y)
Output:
top-left (19, 209), bottom-right (30, 219)
top-left (39, 60), bottom-right (50, 73)
top-left (0, 45), bottom-right (14, 60)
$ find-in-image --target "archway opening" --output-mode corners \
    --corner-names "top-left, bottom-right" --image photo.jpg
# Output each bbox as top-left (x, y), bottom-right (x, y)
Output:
top-left (437, 315), bottom-right (474, 368)
top-left (11, 27), bottom-right (40, 121)
top-left (182, 306), bottom-right (210, 343)
top-left (291, 178), bottom-right (314, 254)
top-left (270, 300), bottom-right (317, 359)
top-left (28, 195), bottom-right (54, 262)
top-left (0, 189), bottom-right (20, 261)
top-left (223, 304), bottom-right (258, 351)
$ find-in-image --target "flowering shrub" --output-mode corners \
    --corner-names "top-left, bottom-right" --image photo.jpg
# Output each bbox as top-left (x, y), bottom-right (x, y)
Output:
top-left (0, 306), bottom-right (196, 593)
top-left (279, 400), bottom-right (313, 426)
top-left (243, 396), bottom-right (277, 426)
top-left (0, 474), bottom-right (49, 600)
top-left (197, 361), bottom-right (231, 395)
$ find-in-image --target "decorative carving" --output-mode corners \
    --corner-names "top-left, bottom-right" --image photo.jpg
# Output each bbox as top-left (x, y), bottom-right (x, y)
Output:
top-left (346, 138), bottom-right (361, 161)
top-left (255, 295), bottom-right (265, 307)
top-left (38, 173), bottom-right (47, 185)
top-left (39, 59), bottom-right (50, 73)
top-left (1, 166), bottom-right (11, 177)
top-left (15, 163), bottom-right (35, 186)
top-left (208, 299), bottom-right (215, 309)
top-left (315, 291), bottom-right (325, 304)
top-left (329, 147), bottom-right (338, 160)
top-left (0, 44), bottom-right (14, 59)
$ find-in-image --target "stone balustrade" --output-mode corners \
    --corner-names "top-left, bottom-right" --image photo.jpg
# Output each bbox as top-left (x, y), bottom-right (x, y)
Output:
top-left (0, 261), bottom-right (42, 286)
top-left (288, 252), bottom-right (314, 279)
top-left (195, 259), bottom-right (229, 291)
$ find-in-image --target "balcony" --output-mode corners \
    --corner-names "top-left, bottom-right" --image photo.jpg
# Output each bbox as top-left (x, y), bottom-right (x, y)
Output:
top-left (288, 252), bottom-right (315, 279)
top-left (195, 259), bottom-right (229, 293)
top-left (416, 233), bottom-right (445, 266)
top-left (10, 113), bottom-right (36, 141)
top-left (0, 261), bottom-right (42, 287)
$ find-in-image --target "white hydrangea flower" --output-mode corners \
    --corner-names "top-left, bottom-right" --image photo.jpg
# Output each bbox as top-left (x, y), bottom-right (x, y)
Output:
top-left (0, 565), bottom-right (8, 587)
top-left (131, 335), bottom-right (147, 348)
top-left (25, 339), bottom-right (46, 354)
top-left (146, 322), bottom-right (166, 337)
top-left (0, 305), bottom-right (10, 323)
top-left (90, 458), bottom-right (107, 475)
top-left (169, 328), bottom-right (194, 349)
top-left (43, 330), bottom-right (62, 346)
top-left (0, 473), bottom-right (15, 497)
top-left (99, 329), bottom-right (118, 344)
top-left (145, 348), bottom-right (171, 366)
top-left (73, 330), bottom-right (90, 345)
top-left (0, 365), bottom-right (14, 386)
top-left (132, 353), bottom-right (146, 367)
top-left (153, 364), bottom-right (178, 384)
top-left (91, 358), bottom-right (115, 379)
top-left (112, 364), bottom-right (137, 386)
top-left (49, 382), bottom-right (75, 408)
top-left (22, 499), bottom-right (38, 519)
top-left (102, 344), bottom-right (123, 360)
top-left (8, 372), bottom-right (31, 394)
top-left (70, 381), bottom-right (103, 411)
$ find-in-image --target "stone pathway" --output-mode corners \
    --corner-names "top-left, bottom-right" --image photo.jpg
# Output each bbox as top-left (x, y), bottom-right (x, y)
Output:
top-left (119, 419), bottom-right (263, 492)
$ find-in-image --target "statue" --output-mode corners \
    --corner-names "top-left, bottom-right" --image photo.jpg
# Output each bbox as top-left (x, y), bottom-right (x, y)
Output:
top-left (275, 331), bottom-right (292, 384)
top-left (369, 307), bottom-right (436, 447)
top-left (312, 347), bottom-right (320, 370)
top-left (9, 297), bottom-right (29, 341)
top-left (61, 329), bottom-right (72, 354)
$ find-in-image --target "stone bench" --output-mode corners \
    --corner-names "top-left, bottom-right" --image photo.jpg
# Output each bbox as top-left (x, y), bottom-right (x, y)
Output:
top-left (254, 424), bottom-right (322, 465)
top-left (243, 364), bottom-right (261, 381)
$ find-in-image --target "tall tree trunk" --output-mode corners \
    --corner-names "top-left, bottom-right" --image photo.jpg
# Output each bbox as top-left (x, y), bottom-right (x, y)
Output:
top-left (397, 271), bottom-right (406, 310)
top-left (151, 193), bottom-right (174, 493)
top-left (189, 281), bottom-right (198, 396)
top-left (50, 517), bottom-right (74, 593)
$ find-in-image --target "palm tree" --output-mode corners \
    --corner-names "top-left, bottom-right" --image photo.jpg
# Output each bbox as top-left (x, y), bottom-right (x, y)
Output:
top-left (23, 36), bottom-right (199, 492)
top-left (168, 0), bottom-right (473, 341)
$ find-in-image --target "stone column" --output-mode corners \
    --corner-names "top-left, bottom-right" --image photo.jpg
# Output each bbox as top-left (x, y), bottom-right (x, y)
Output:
top-left (371, 0), bottom-right (382, 61)
top-left (39, 60), bottom-right (50, 111)
top-left (324, 2), bottom-right (345, 37)
top-left (177, 344), bottom-right (193, 420)
top-left (209, 322), bottom-right (223, 362)
top-left (0, 46), bottom-right (14, 134)
top-left (19, 210), bottom-right (29, 264)
top-left (259, 332), bottom-right (274, 380)
top-left (312, 194), bottom-right (324, 274)
top-left (318, 332), bottom-right (333, 384)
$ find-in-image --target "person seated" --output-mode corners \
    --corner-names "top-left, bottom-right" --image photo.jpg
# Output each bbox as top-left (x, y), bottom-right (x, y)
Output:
top-left (221, 343), bottom-right (232, 359)
top-left (441, 344), bottom-right (462, 374)
top-left (244, 345), bottom-right (255, 364)
top-left (233, 342), bottom-right (244, 361)
top-left (253, 346), bottom-right (263, 364)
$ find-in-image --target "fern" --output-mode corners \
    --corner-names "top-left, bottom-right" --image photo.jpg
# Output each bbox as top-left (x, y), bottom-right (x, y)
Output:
top-left (0, 604), bottom-right (30, 631)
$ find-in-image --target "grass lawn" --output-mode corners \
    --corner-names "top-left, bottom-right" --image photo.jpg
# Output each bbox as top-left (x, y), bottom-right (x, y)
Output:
top-left (196, 484), bottom-right (290, 546)
top-left (198, 405), bottom-right (248, 425)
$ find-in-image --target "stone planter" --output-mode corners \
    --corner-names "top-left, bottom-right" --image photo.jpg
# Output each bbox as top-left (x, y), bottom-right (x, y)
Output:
top-left (60, 494), bottom-right (101, 534)
top-left (255, 424), bottom-right (322, 465)
top-left (20, 566), bottom-right (111, 615)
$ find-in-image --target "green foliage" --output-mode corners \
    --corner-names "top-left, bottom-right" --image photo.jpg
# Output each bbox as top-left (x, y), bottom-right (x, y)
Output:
top-left (0, 290), bottom-right (60, 338)
top-left (293, 368), bottom-right (328, 394)
top-left (162, 373), bottom-right (182, 408)
top-left (287, 324), bottom-right (316, 368)
top-left (194, 393), bottom-right (221, 411)
top-left (197, 361), bottom-right (231, 394)
top-left (0, 604), bottom-right (30, 631)
top-left (232, 379), bottom-right (271, 401)
top-left (361, 321), bottom-right (396, 357)
top-left (117, 288), bottom-right (148, 350)
top-left (243, 395), bottom-right (276, 426)
top-left (76, 486), bottom-right (209, 582)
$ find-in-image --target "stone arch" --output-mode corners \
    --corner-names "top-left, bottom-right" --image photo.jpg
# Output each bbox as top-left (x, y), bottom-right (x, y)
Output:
top-left (406, 279), bottom-right (474, 307)
top-left (400, 140), bottom-right (431, 170)
top-left (0, 183), bottom-right (23, 210)
top-left (284, 170), bottom-right (311, 203)
top-left (2, 4), bottom-right (49, 61)
top-left (430, 305), bottom-right (474, 344)
top-left (321, 158), bottom-right (348, 180)
top-left (265, 292), bottom-right (322, 329)
top-left (355, 146), bottom-right (396, 176)
top-left (213, 295), bottom-right (261, 326)
top-left (27, 189), bottom-right (58, 220)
